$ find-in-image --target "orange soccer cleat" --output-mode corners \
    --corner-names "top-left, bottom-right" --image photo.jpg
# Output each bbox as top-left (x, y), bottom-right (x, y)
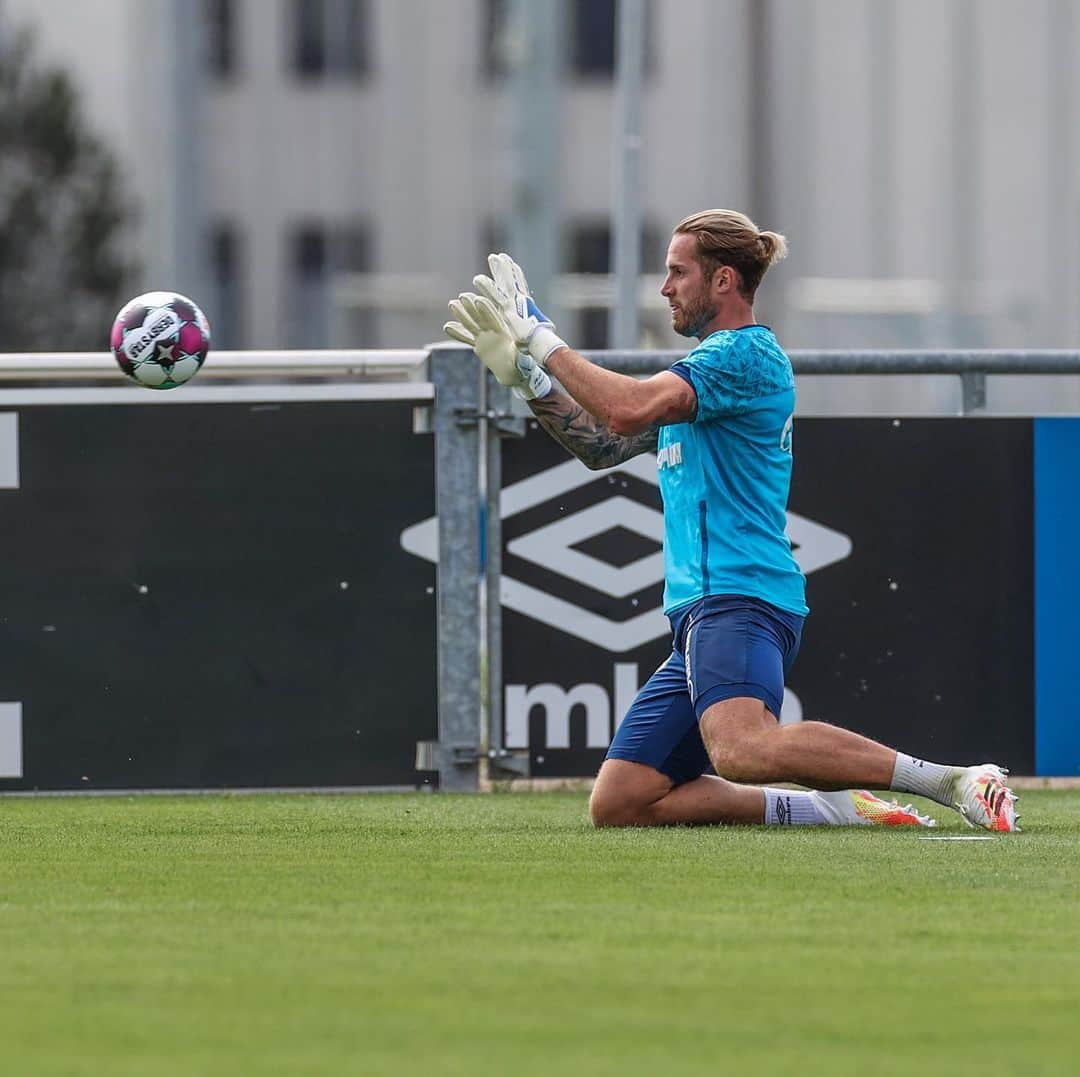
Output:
top-left (953, 764), bottom-right (1020, 832)
top-left (816, 789), bottom-right (937, 827)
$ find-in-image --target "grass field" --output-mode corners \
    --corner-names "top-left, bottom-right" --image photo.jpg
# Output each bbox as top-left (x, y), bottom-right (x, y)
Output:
top-left (1, 790), bottom-right (1077, 1076)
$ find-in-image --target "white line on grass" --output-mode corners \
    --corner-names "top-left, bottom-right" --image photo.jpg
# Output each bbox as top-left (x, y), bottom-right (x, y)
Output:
top-left (917, 835), bottom-right (995, 841)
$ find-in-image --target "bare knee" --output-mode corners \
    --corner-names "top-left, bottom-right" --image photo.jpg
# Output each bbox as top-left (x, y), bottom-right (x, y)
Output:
top-left (589, 788), bottom-right (647, 828)
top-left (589, 796), bottom-right (629, 828)
top-left (589, 759), bottom-right (672, 828)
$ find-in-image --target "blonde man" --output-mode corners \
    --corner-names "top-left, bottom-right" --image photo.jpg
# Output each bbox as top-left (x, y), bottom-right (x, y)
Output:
top-left (445, 209), bottom-right (1018, 832)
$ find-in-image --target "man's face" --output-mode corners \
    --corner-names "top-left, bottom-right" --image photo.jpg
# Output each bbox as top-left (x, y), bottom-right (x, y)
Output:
top-left (660, 232), bottom-right (716, 338)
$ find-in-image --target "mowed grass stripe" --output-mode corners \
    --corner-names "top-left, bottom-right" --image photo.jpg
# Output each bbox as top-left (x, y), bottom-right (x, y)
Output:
top-left (1, 791), bottom-right (1076, 1076)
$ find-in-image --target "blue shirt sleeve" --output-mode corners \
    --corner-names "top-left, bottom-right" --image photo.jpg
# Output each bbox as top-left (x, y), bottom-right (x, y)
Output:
top-left (671, 336), bottom-right (753, 421)
top-left (671, 330), bottom-right (795, 423)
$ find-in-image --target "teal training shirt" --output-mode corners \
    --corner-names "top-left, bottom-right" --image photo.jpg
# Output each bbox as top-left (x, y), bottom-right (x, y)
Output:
top-left (659, 325), bottom-right (808, 617)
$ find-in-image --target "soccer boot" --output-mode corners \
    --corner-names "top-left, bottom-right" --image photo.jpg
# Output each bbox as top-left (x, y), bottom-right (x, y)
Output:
top-left (952, 764), bottom-right (1020, 832)
top-left (815, 789), bottom-right (937, 827)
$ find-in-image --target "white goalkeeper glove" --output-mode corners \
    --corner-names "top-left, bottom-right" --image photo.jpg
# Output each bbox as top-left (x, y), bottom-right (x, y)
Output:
top-left (443, 291), bottom-right (551, 401)
top-left (473, 252), bottom-right (567, 367)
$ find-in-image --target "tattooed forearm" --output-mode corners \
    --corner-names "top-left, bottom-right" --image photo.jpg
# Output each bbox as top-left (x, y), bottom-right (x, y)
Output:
top-left (528, 387), bottom-right (659, 469)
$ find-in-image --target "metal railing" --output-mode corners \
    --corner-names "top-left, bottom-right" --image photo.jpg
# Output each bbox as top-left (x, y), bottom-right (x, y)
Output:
top-left (0, 350), bottom-right (434, 407)
top-left (0, 350), bottom-right (428, 382)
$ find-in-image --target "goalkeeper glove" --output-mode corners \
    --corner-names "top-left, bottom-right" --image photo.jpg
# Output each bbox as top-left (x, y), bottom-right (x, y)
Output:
top-left (473, 252), bottom-right (567, 367)
top-left (443, 292), bottom-right (551, 401)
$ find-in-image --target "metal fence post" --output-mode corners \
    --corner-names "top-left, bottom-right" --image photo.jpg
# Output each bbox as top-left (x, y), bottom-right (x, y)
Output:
top-left (483, 373), bottom-right (529, 779)
top-left (960, 371), bottom-right (987, 415)
top-left (428, 344), bottom-right (482, 791)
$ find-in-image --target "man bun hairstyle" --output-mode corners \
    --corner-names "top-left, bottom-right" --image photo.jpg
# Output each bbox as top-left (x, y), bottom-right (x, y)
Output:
top-left (674, 209), bottom-right (788, 302)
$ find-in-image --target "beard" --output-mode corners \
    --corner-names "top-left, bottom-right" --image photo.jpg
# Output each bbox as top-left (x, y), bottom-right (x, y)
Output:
top-left (670, 289), bottom-right (716, 338)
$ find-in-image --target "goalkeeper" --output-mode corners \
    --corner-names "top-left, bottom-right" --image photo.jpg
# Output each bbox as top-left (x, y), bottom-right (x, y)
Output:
top-left (444, 208), bottom-right (1018, 833)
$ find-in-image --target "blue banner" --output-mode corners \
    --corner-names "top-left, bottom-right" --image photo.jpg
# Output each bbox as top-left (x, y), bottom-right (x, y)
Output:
top-left (1034, 419), bottom-right (1080, 776)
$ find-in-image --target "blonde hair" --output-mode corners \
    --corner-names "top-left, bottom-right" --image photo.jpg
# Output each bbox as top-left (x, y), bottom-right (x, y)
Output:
top-left (673, 209), bottom-right (788, 302)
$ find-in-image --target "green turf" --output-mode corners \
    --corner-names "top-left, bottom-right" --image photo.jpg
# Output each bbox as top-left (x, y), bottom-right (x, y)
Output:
top-left (1, 790), bottom-right (1077, 1076)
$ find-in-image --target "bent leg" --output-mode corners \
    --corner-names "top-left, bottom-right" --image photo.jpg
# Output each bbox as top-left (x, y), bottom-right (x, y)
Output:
top-left (589, 758), bottom-right (765, 827)
top-left (589, 758), bottom-right (934, 828)
top-left (594, 616), bottom-right (926, 829)
top-left (678, 600), bottom-right (1000, 823)
top-left (700, 696), bottom-right (896, 789)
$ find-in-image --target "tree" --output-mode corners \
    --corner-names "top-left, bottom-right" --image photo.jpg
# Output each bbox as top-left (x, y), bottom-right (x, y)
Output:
top-left (0, 26), bottom-right (136, 351)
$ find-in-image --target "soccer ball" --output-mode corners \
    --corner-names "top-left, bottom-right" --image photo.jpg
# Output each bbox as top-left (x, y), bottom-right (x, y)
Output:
top-left (110, 291), bottom-right (211, 389)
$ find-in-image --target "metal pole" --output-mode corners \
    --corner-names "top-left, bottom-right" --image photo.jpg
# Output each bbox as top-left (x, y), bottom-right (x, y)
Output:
top-left (609, 0), bottom-right (646, 349)
top-left (429, 345), bottom-right (482, 792)
top-left (506, 0), bottom-right (562, 322)
top-left (950, 0), bottom-right (982, 345)
top-left (482, 371), bottom-right (528, 779)
top-left (483, 375), bottom-right (503, 761)
top-left (163, 0), bottom-right (204, 300)
top-left (868, 0), bottom-right (896, 280)
top-left (747, 0), bottom-right (771, 229)
top-left (1048, 0), bottom-right (1079, 344)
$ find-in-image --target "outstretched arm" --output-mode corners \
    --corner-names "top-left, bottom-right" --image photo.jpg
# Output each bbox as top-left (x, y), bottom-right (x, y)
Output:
top-left (545, 346), bottom-right (696, 435)
top-left (527, 383), bottom-right (659, 470)
top-left (473, 252), bottom-right (696, 436)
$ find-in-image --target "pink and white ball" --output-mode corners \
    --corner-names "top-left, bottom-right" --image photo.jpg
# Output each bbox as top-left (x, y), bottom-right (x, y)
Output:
top-left (110, 291), bottom-right (211, 389)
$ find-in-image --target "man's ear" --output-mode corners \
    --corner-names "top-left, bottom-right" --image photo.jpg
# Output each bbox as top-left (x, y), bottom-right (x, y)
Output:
top-left (713, 265), bottom-right (733, 294)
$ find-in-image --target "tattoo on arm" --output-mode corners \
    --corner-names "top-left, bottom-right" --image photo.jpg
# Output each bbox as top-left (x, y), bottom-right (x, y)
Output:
top-left (528, 387), bottom-right (659, 469)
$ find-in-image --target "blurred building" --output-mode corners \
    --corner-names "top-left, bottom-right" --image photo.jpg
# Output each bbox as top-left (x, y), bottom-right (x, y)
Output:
top-left (2, 0), bottom-right (1078, 352)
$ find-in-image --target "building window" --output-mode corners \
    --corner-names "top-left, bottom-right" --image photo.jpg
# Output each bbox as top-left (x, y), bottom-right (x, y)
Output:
top-left (209, 223), bottom-right (243, 348)
top-left (569, 220), bottom-right (663, 271)
top-left (205, 0), bottom-right (237, 79)
top-left (482, 0), bottom-right (509, 80)
top-left (569, 222), bottom-right (611, 275)
top-left (479, 218), bottom-right (509, 267)
top-left (572, 0), bottom-right (616, 77)
top-left (571, 0), bottom-right (653, 80)
top-left (484, 2), bottom-right (653, 83)
top-left (291, 0), bottom-right (371, 79)
top-left (568, 219), bottom-right (660, 349)
top-left (288, 222), bottom-right (373, 348)
top-left (568, 220), bottom-right (610, 349)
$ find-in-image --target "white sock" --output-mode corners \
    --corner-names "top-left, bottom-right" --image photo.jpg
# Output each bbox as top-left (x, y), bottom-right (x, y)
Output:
top-left (763, 788), bottom-right (830, 825)
top-left (890, 753), bottom-right (957, 806)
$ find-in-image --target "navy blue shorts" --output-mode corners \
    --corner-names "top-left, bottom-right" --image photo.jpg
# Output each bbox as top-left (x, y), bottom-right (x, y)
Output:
top-left (605, 595), bottom-right (804, 786)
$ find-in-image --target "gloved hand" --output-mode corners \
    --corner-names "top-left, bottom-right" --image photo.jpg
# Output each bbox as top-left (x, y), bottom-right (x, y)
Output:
top-left (473, 252), bottom-right (567, 366)
top-left (443, 292), bottom-right (552, 401)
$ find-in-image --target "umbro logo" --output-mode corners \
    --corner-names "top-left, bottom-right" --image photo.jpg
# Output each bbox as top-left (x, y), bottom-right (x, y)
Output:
top-left (400, 455), bottom-right (852, 654)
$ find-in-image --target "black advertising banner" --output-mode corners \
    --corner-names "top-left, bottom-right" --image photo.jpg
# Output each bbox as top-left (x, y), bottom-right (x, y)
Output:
top-left (0, 405), bottom-right (1034, 790)
top-left (500, 418), bottom-right (1034, 778)
top-left (0, 401), bottom-right (436, 790)
top-left (789, 418), bottom-right (1033, 771)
